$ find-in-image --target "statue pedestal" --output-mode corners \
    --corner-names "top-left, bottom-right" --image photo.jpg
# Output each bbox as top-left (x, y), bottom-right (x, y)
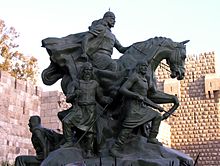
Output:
top-left (41, 135), bottom-right (194, 166)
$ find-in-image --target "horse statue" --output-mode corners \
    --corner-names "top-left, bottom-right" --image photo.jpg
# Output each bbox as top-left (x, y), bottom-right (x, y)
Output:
top-left (42, 36), bottom-right (189, 120)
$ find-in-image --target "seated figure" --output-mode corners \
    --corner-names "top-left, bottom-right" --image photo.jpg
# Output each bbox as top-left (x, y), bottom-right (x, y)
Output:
top-left (15, 115), bottom-right (64, 166)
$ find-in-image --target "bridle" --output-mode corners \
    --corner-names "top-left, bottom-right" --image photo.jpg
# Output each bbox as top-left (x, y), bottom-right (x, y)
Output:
top-left (132, 39), bottom-right (172, 73)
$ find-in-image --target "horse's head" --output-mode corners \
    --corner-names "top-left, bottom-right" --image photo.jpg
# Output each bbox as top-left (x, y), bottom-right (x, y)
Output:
top-left (165, 40), bottom-right (189, 80)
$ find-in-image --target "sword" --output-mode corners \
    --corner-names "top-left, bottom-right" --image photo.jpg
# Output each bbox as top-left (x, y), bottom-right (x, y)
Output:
top-left (141, 100), bottom-right (177, 117)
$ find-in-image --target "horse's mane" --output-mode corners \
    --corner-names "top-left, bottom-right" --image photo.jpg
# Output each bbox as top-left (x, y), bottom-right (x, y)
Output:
top-left (132, 37), bottom-right (177, 53)
top-left (118, 36), bottom-right (181, 70)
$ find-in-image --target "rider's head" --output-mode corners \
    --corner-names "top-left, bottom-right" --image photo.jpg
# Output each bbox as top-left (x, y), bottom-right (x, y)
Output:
top-left (103, 11), bottom-right (115, 18)
top-left (103, 11), bottom-right (116, 28)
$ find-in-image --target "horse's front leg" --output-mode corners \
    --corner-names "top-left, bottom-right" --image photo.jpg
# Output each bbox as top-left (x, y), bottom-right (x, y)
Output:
top-left (148, 90), bottom-right (179, 120)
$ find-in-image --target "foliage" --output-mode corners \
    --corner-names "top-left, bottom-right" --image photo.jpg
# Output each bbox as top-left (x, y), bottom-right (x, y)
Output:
top-left (0, 19), bottom-right (38, 84)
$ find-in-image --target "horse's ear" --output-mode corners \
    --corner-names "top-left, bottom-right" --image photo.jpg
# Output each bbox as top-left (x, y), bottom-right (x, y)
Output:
top-left (180, 40), bottom-right (190, 45)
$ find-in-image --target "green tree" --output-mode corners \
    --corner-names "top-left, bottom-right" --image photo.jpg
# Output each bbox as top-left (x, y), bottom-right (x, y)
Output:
top-left (0, 19), bottom-right (38, 84)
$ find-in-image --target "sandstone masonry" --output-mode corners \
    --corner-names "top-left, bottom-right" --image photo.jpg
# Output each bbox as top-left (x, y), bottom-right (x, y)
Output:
top-left (0, 71), bottom-right (41, 163)
top-left (156, 52), bottom-right (220, 166)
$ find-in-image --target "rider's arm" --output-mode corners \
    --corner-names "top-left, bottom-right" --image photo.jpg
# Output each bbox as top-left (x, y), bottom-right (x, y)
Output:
top-left (114, 38), bottom-right (130, 53)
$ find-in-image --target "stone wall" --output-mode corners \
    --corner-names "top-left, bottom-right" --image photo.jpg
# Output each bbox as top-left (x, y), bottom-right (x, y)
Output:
top-left (40, 91), bottom-right (71, 132)
top-left (0, 71), bottom-right (41, 163)
top-left (156, 52), bottom-right (220, 166)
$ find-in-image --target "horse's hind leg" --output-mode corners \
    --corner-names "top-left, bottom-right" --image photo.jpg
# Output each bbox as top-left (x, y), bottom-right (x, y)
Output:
top-left (148, 90), bottom-right (179, 120)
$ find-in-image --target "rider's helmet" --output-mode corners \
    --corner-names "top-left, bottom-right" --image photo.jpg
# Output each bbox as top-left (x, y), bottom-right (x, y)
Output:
top-left (103, 11), bottom-right (115, 19)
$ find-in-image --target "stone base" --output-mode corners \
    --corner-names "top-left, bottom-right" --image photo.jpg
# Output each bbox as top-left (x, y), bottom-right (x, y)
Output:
top-left (41, 136), bottom-right (194, 166)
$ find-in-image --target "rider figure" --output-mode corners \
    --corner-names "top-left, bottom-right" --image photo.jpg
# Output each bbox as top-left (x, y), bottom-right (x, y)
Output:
top-left (81, 11), bottom-right (129, 71)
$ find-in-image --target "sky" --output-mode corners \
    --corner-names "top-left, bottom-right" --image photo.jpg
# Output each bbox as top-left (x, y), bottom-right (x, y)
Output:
top-left (0, 0), bottom-right (219, 91)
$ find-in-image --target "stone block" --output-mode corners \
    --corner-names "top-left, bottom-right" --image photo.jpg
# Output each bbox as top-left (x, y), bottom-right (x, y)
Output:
top-left (163, 78), bottom-right (180, 97)
top-left (205, 74), bottom-right (220, 98)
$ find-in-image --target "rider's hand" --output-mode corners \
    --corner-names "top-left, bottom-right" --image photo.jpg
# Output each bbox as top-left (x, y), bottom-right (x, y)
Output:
top-left (120, 46), bottom-right (131, 53)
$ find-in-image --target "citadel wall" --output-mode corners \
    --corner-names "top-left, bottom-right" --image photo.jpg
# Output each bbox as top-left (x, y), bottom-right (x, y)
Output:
top-left (156, 52), bottom-right (220, 166)
top-left (0, 71), bottom-right (41, 163)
